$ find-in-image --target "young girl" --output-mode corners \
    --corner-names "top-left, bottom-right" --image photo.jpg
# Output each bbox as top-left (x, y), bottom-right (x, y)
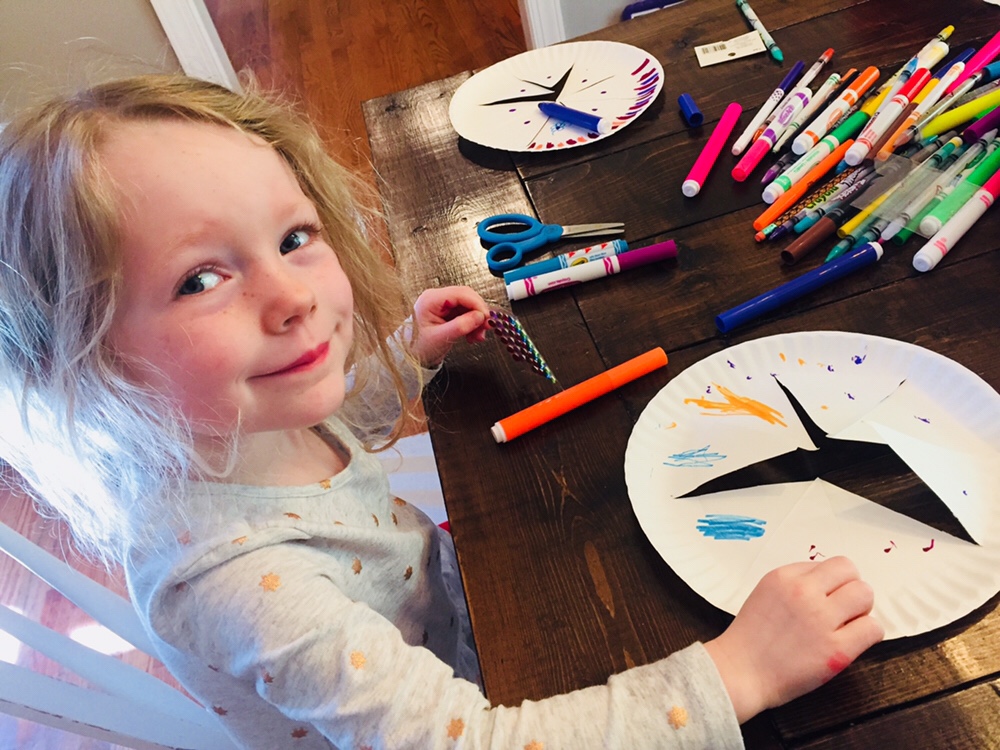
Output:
top-left (0, 76), bottom-right (883, 749)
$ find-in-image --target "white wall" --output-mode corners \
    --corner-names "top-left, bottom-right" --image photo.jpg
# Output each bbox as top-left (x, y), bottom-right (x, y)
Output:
top-left (563, 0), bottom-right (625, 41)
top-left (0, 0), bottom-right (181, 120)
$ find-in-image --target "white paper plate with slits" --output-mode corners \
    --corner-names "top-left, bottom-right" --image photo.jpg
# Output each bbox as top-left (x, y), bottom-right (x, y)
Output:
top-left (624, 331), bottom-right (1000, 639)
top-left (449, 41), bottom-right (664, 152)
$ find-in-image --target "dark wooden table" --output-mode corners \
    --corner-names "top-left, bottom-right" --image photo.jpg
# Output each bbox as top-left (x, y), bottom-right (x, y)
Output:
top-left (363, 1), bottom-right (1000, 746)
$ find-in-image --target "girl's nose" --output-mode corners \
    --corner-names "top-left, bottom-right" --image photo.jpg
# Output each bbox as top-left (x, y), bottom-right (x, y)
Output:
top-left (261, 269), bottom-right (317, 332)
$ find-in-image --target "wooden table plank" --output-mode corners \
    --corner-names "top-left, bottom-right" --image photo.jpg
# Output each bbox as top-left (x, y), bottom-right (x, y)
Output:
top-left (797, 678), bottom-right (1000, 749)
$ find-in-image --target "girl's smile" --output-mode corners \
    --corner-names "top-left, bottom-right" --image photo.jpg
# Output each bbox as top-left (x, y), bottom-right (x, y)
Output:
top-left (257, 341), bottom-right (331, 378)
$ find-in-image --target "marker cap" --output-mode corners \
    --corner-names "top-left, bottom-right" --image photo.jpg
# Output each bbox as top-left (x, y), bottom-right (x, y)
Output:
top-left (678, 93), bottom-right (704, 127)
top-left (682, 179), bottom-right (701, 197)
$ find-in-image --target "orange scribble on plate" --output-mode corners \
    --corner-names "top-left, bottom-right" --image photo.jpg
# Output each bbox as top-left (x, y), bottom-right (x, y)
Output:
top-left (683, 383), bottom-right (787, 426)
top-left (779, 352), bottom-right (786, 362)
top-left (798, 358), bottom-right (806, 366)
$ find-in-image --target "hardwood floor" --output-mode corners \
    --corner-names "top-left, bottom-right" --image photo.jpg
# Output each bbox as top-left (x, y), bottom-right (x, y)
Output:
top-left (0, 3), bottom-right (523, 747)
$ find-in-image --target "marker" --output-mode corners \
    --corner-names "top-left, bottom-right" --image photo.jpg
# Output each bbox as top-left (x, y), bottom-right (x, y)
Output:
top-left (920, 85), bottom-right (1000, 140)
top-left (962, 106), bottom-right (1000, 144)
top-left (736, 0), bottom-right (783, 62)
top-left (733, 89), bottom-right (810, 181)
top-left (919, 137), bottom-right (1000, 235)
top-left (763, 111), bottom-right (868, 203)
top-left (945, 28), bottom-right (1000, 94)
top-left (538, 102), bottom-right (611, 134)
top-left (883, 61), bottom-right (966, 155)
top-left (503, 239), bottom-right (629, 283)
top-left (775, 71), bottom-right (843, 152)
top-left (845, 67), bottom-right (932, 165)
top-left (887, 135), bottom-right (991, 244)
top-left (732, 62), bottom-right (804, 155)
top-left (793, 66), bottom-right (880, 154)
top-left (490, 348), bottom-right (668, 442)
top-left (753, 139), bottom-right (853, 230)
top-left (881, 135), bottom-right (970, 240)
top-left (912, 168), bottom-right (1000, 271)
top-left (505, 240), bottom-right (677, 300)
top-left (683, 102), bottom-right (743, 197)
top-left (717, 242), bottom-right (883, 332)
top-left (756, 48), bottom-right (834, 139)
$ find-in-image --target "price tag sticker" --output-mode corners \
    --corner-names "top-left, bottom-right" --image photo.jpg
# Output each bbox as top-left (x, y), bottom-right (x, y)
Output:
top-left (695, 31), bottom-right (766, 67)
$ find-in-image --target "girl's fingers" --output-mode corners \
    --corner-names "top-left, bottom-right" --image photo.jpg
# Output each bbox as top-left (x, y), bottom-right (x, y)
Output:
top-left (826, 578), bottom-right (876, 627)
top-left (808, 555), bottom-right (862, 595)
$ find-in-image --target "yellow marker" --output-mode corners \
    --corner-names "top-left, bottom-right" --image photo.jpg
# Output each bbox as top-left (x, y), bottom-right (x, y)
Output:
top-left (921, 86), bottom-right (1000, 139)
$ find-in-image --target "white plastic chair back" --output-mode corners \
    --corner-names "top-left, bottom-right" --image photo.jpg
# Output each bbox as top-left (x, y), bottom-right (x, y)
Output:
top-left (0, 519), bottom-right (238, 750)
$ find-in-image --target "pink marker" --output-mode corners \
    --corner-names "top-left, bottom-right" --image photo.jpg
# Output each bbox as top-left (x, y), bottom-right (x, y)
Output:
top-left (945, 28), bottom-right (1000, 94)
top-left (682, 102), bottom-right (742, 197)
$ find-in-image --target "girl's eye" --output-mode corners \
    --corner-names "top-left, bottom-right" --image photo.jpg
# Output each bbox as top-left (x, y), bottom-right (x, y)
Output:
top-left (280, 228), bottom-right (312, 254)
top-left (178, 269), bottom-right (224, 296)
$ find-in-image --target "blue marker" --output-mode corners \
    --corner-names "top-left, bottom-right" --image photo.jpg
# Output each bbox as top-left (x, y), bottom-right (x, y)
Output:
top-left (716, 242), bottom-right (884, 333)
top-left (538, 102), bottom-right (612, 134)
top-left (502, 239), bottom-right (628, 283)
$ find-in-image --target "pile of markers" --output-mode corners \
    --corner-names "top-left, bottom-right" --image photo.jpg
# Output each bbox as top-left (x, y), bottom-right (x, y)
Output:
top-left (681, 24), bottom-right (1000, 331)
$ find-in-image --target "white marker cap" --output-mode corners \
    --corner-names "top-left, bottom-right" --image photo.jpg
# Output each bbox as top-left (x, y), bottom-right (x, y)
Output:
top-left (844, 141), bottom-right (868, 166)
top-left (913, 244), bottom-right (945, 272)
top-left (792, 133), bottom-right (813, 155)
top-left (490, 423), bottom-right (507, 443)
top-left (682, 179), bottom-right (701, 198)
top-left (761, 183), bottom-right (784, 204)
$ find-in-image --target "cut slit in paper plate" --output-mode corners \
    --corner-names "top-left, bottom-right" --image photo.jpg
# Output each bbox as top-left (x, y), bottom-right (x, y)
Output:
top-left (624, 331), bottom-right (1000, 639)
top-left (448, 41), bottom-right (664, 152)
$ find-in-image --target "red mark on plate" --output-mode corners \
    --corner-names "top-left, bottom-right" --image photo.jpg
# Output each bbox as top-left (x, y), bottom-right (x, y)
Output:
top-left (809, 545), bottom-right (825, 561)
top-left (884, 540), bottom-right (897, 553)
top-left (923, 539), bottom-right (935, 552)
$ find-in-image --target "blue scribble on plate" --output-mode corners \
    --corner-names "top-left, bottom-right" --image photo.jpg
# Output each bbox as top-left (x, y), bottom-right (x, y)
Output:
top-left (663, 445), bottom-right (726, 468)
top-left (696, 514), bottom-right (767, 541)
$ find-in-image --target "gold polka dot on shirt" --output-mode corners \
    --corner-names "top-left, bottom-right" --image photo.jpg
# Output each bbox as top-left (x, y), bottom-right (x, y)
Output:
top-left (667, 705), bottom-right (688, 729)
top-left (525, 742), bottom-right (545, 750)
top-left (446, 718), bottom-right (464, 739)
top-left (259, 573), bottom-right (281, 592)
top-left (350, 651), bottom-right (366, 669)
top-left (352, 558), bottom-right (362, 574)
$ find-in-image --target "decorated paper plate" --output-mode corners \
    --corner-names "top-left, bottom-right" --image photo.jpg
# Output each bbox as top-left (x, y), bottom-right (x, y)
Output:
top-left (624, 331), bottom-right (1000, 639)
top-left (449, 41), bottom-right (664, 152)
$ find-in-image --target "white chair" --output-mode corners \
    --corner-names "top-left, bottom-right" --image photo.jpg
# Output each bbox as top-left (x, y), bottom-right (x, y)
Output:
top-left (0, 517), bottom-right (238, 750)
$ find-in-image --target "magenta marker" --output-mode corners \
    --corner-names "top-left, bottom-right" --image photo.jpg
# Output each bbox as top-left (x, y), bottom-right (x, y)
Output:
top-left (506, 240), bottom-right (677, 301)
top-left (682, 102), bottom-right (742, 197)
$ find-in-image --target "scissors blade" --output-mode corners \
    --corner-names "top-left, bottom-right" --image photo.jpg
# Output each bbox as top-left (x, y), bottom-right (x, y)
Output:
top-left (559, 223), bottom-right (626, 237)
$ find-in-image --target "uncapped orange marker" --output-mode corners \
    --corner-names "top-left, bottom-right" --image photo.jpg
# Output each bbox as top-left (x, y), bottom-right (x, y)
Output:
top-left (490, 348), bottom-right (668, 443)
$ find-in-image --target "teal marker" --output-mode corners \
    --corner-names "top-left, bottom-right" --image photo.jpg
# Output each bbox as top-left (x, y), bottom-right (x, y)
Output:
top-left (736, 0), bottom-right (783, 62)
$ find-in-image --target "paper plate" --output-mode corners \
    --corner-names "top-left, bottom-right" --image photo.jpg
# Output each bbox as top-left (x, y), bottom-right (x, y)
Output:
top-left (449, 41), bottom-right (664, 152)
top-left (624, 331), bottom-right (1000, 639)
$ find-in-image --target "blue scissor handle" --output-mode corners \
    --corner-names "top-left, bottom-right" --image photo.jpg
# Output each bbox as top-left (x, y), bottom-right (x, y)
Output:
top-left (479, 213), bottom-right (564, 272)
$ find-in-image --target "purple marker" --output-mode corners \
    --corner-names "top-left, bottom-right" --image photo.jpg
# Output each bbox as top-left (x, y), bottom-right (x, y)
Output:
top-left (538, 102), bottom-right (611, 134)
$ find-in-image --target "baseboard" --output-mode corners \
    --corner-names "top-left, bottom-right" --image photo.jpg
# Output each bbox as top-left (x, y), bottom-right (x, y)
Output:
top-left (149, 0), bottom-right (241, 91)
top-left (517, 0), bottom-right (568, 48)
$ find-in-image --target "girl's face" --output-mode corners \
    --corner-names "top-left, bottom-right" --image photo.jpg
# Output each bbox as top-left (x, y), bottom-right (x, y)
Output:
top-left (102, 120), bottom-right (355, 437)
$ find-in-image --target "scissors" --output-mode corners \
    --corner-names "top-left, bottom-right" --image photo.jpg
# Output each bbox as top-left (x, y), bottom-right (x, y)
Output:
top-left (478, 213), bottom-right (625, 272)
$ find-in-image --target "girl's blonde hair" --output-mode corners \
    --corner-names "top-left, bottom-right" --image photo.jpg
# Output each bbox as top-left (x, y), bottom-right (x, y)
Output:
top-left (0, 75), bottom-right (418, 563)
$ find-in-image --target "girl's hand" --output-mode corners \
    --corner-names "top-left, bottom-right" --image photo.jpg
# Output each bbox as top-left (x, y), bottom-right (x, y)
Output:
top-left (704, 556), bottom-right (884, 724)
top-left (411, 286), bottom-right (490, 367)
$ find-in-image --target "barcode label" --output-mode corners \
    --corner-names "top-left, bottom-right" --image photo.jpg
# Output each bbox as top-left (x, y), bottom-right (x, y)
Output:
top-left (695, 31), bottom-right (766, 67)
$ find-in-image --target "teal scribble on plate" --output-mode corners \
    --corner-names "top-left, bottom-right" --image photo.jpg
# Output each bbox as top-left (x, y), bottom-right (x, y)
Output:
top-left (696, 514), bottom-right (766, 541)
top-left (663, 445), bottom-right (726, 467)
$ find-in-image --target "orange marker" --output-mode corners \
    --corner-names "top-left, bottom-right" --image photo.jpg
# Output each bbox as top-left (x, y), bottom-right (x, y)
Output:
top-left (752, 139), bottom-right (853, 231)
top-left (490, 348), bottom-right (668, 443)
